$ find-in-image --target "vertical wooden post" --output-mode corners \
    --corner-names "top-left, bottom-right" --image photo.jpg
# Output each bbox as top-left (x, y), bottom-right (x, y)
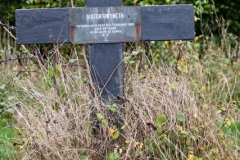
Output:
top-left (87, 0), bottom-right (124, 128)
top-left (88, 44), bottom-right (124, 101)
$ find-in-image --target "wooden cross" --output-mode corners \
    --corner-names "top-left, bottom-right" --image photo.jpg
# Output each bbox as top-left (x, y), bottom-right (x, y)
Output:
top-left (16, 0), bottom-right (194, 110)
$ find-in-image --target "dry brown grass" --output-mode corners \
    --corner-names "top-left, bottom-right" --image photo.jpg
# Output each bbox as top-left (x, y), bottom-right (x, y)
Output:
top-left (11, 59), bottom-right (239, 159)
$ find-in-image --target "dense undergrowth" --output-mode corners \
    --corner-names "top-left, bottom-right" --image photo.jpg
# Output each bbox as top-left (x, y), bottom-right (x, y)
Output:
top-left (0, 22), bottom-right (240, 159)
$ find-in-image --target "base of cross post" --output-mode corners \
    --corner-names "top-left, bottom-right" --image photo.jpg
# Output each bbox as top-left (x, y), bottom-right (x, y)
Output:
top-left (88, 43), bottom-right (124, 134)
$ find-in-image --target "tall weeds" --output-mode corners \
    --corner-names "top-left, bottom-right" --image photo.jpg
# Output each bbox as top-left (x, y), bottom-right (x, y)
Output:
top-left (0, 18), bottom-right (240, 160)
top-left (9, 39), bottom-right (239, 159)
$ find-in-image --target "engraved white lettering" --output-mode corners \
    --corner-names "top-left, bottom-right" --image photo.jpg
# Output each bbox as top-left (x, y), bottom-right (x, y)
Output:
top-left (86, 13), bottom-right (124, 20)
top-left (76, 22), bottom-right (135, 36)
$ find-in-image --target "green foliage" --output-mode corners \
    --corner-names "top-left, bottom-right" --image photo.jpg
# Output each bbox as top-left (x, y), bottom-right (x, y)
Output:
top-left (80, 155), bottom-right (89, 160)
top-left (106, 103), bottom-right (118, 113)
top-left (0, 120), bottom-right (19, 160)
top-left (0, 83), bottom-right (16, 115)
top-left (96, 113), bottom-right (109, 127)
top-left (108, 148), bottom-right (120, 160)
top-left (177, 114), bottom-right (186, 122)
top-left (0, 83), bottom-right (19, 160)
top-left (223, 122), bottom-right (240, 145)
top-left (156, 114), bottom-right (167, 126)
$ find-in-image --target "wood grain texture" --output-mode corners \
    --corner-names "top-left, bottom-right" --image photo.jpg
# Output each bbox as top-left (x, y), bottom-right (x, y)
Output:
top-left (87, 0), bottom-right (124, 102)
top-left (88, 44), bottom-right (124, 100)
top-left (16, 8), bottom-right (69, 44)
top-left (141, 4), bottom-right (194, 41)
top-left (15, 5), bottom-right (194, 44)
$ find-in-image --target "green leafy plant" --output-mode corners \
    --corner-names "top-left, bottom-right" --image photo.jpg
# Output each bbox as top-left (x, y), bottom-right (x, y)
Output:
top-left (108, 148), bottom-right (120, 160)
top-left (106, 103), bottom-right (118, 114)
top-left (96, 113), bottom-right (108, 127)
top-left (0, 83), bottom-right (19, 159)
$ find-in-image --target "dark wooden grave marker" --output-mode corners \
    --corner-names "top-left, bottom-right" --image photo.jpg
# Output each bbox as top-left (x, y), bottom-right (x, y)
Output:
top-left (15, 0), bottom-right (194, 126)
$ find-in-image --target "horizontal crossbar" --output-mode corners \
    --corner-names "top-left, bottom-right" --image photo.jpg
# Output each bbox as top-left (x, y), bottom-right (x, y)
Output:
top-left (15, 5), bottom-right (194, 44)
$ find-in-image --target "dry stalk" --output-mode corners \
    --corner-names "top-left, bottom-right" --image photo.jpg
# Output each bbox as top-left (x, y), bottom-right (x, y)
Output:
top-left (0, 23), bottom-right (29, 54)
top-left (0, 56), bottom-right (36, 63)
top-left (100, 58), bottom-right (124, 95)
top-left (70, 0), bottom-right (74, 8)
top-left (82, 44), bottom-right (101, 112)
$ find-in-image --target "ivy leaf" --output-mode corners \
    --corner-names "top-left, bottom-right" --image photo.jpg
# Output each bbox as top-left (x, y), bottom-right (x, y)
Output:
top-left (109, 107), bottom-right (117, 113)
top-left (177, 114), bottom-right (186, 122)
top-left (108, 151), bottom-right (120, 160)
top-left (112, 131), bottom-right (120, 139)
top-left (69, 59), bottom-right (76, 64)
top-left (156, 114), bottom-right (167, 126)
top-left (82, 77), bottom-right (89, 84)
top-left (7, 96), bottom-right (15, 101)
top-left (107, 104), bottom-right (118, 113)
top-left (80, 155), bottom-right (88, 160)
top-left (169, 83), bottom-right (176, 90)
top-left (96, 113), bottom-right (104, 120)
top-left (0, 83), bottom-right (6, 90)
top-left (101, 119), bottom-right (108, 127)
top-left (123, 56), bottom-right (131, 63)
top-left (109, 127), bottom-right (115, 136)
top-left (190, 135), bottom-right (198, 141)
top-left (121, 124), bottom-right (126, 130)
top-left (5, 108), bottom-right (15, 114)
top-left (129, 60), bottom-right (135, 67)
top-left (131, 50), bottom-right (140, 56)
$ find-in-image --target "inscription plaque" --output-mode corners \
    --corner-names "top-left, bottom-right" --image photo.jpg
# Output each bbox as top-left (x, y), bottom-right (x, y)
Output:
top-left (69, 7), bottom-right (141, 44)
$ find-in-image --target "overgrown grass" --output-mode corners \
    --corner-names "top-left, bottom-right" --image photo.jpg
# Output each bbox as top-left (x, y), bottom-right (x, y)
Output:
top-left (0, 113), bottom-right (19, 159)
top-left (0, 69), bottom-right (22, 160)
top-left (8, 59), bottom-right (239, 159)
top-left (0, 21), bottom-right (240, 159)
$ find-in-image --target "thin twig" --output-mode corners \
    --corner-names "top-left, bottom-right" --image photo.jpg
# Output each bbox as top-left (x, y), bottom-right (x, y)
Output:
top-left (0, 56), bottom-right (36, 63)
top-left (6, 70), bottom-right (42, 85)
top-left (58, 0), bottom-right (62, 7)
top-left (2, 26), bottom-right (16, 40)
top-left (62, 63), bottom-right (86, 69)
top-left (1, 22), bottom-right (30, 54)
top-left (15, 70), bottom-right (42, 76)
top-left (82, 44), bottom-right (101, 112)
top-left (100, 58), bottom-right (124, 96)
top-left (124, 137), bottom-right (134, 160)
top-left (0, 21), bottom-right (15, 30)
top-left (0, 55), bottom-right (86, 68)
top-left (70, 0), bottom-right (74, 8)
top-left (30, 45), bottom-right (47, 70)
